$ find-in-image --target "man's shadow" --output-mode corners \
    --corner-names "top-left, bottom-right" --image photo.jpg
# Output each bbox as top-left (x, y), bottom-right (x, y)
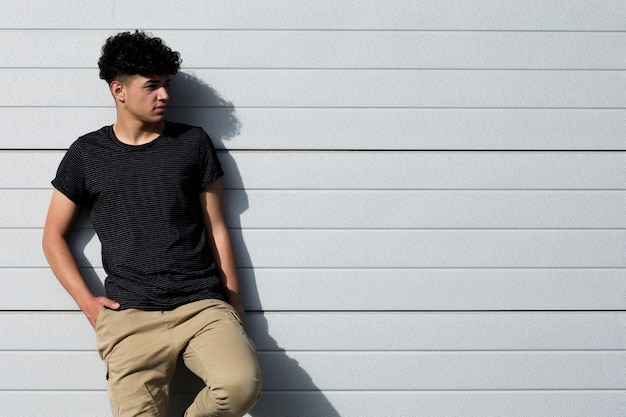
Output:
top-left (71, 72), bottom-right (338, 417)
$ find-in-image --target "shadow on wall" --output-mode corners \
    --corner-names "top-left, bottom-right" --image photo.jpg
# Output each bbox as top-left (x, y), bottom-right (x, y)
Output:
top-left (72, 71), bottom-right (340, 417)
top-left (166, 71), bottom-right (241, 148)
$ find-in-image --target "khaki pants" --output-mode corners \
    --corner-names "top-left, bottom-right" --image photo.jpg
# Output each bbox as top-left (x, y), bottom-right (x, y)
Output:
top-left (95, 299), bottom-right (262, 417)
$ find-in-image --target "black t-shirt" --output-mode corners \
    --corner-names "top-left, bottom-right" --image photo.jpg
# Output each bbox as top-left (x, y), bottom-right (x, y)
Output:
top-left (52, 122), bottom-right (227, 310)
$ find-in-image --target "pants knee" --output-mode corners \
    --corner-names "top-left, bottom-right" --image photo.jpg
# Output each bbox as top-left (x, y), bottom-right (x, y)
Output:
top-left (210, 376), bottom-right (262, 416)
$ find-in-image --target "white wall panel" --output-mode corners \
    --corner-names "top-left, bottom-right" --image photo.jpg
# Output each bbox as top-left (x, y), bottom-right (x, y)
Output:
top-left (4, 69), bottom-right (625, 108)
top-left (3, 268), bottom-right (625, 311)
top-left (227, 190), bottom-right (626, 229)
top-left (1, 391), bottom-right (624, 417)
top-left (251, 391), bottom-right (626, 417)
top-left (237, 230), bottom-right (626, 268)
top-left (4, 312), bottom-right (626, 351)
top-left (2, 108), bottom-right (625, 150)
top-left (1, 0), bottom-right (624, 30)
top-left (1, 151), bottom-right (625, 189)
top-left (2, 351), bottom-right (625, 390)
top-left (4, 189), bottom-right (626, 229)
top-left (3, 229), bottom-right (626, 269)
top-left (0, 392), bottom-right (111, 417)
top-left (3, 30), bottom-right (625, 70)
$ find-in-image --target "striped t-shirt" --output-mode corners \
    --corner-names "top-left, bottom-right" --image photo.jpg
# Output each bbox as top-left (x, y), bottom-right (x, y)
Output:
top-left (52, 122), bottom-right (227, 310)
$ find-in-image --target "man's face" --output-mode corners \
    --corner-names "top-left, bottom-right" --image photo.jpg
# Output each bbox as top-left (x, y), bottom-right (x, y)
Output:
top-left (118, 74), bottom-right (171, 124)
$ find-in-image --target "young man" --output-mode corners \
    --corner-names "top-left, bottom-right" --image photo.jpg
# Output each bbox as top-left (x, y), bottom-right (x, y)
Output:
top-left (42, 31), bottom-right (261, 417)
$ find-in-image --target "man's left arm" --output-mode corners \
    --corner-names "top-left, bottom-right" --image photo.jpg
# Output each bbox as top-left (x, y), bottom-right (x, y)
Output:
top-left (199, 179), bottom-right (245, 321)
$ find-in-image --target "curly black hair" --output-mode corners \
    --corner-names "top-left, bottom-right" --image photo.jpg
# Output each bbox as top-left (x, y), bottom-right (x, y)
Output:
top-left (98, 31), bottom-right (182, 83)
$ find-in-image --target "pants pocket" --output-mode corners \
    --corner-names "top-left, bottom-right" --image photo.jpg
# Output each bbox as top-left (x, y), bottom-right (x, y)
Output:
top-left (95, 308), bottom-right (115, 360)
top-left (94, 307), bottom-right (109, 332)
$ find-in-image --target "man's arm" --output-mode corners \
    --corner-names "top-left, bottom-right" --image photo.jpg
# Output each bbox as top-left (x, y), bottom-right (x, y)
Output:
top-left (199, 179), bottom-right (245, 321)
top-left (42, 189), bottom-right (119, 328)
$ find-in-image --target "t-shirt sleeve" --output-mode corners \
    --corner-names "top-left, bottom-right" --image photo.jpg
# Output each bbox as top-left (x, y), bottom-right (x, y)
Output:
top-left (51, 141), bottom-right (86, 204)
top-left (199, 129), bottom-right (224, 189)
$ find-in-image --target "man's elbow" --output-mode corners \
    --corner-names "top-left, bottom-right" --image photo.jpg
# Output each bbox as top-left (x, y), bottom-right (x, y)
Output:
top-left (41, 228), bottom-right (65, 260)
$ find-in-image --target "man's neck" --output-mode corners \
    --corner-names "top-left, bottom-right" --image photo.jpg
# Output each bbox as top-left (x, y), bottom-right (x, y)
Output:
top-left (112, 119), bottom-right (166, 146)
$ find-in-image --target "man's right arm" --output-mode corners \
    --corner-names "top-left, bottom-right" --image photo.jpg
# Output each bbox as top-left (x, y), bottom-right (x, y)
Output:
top-left (42, 189), bottom-right (119, 328)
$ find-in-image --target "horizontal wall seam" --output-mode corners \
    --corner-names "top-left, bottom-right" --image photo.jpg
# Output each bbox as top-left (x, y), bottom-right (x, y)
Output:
top-left (0, 385), bottom-right (625, 392)
top-left (3, 309), bottom-right (626, 314)
top-left (2, 349), bottom-right (625, 353)
top-left (3, 66), bottom-right (626, 71)
top-left (2, 28), bottom-right (626, 33)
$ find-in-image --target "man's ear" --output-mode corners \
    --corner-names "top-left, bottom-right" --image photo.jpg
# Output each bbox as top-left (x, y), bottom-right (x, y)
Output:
top-left (109, 81), bottom-right (125, 103)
